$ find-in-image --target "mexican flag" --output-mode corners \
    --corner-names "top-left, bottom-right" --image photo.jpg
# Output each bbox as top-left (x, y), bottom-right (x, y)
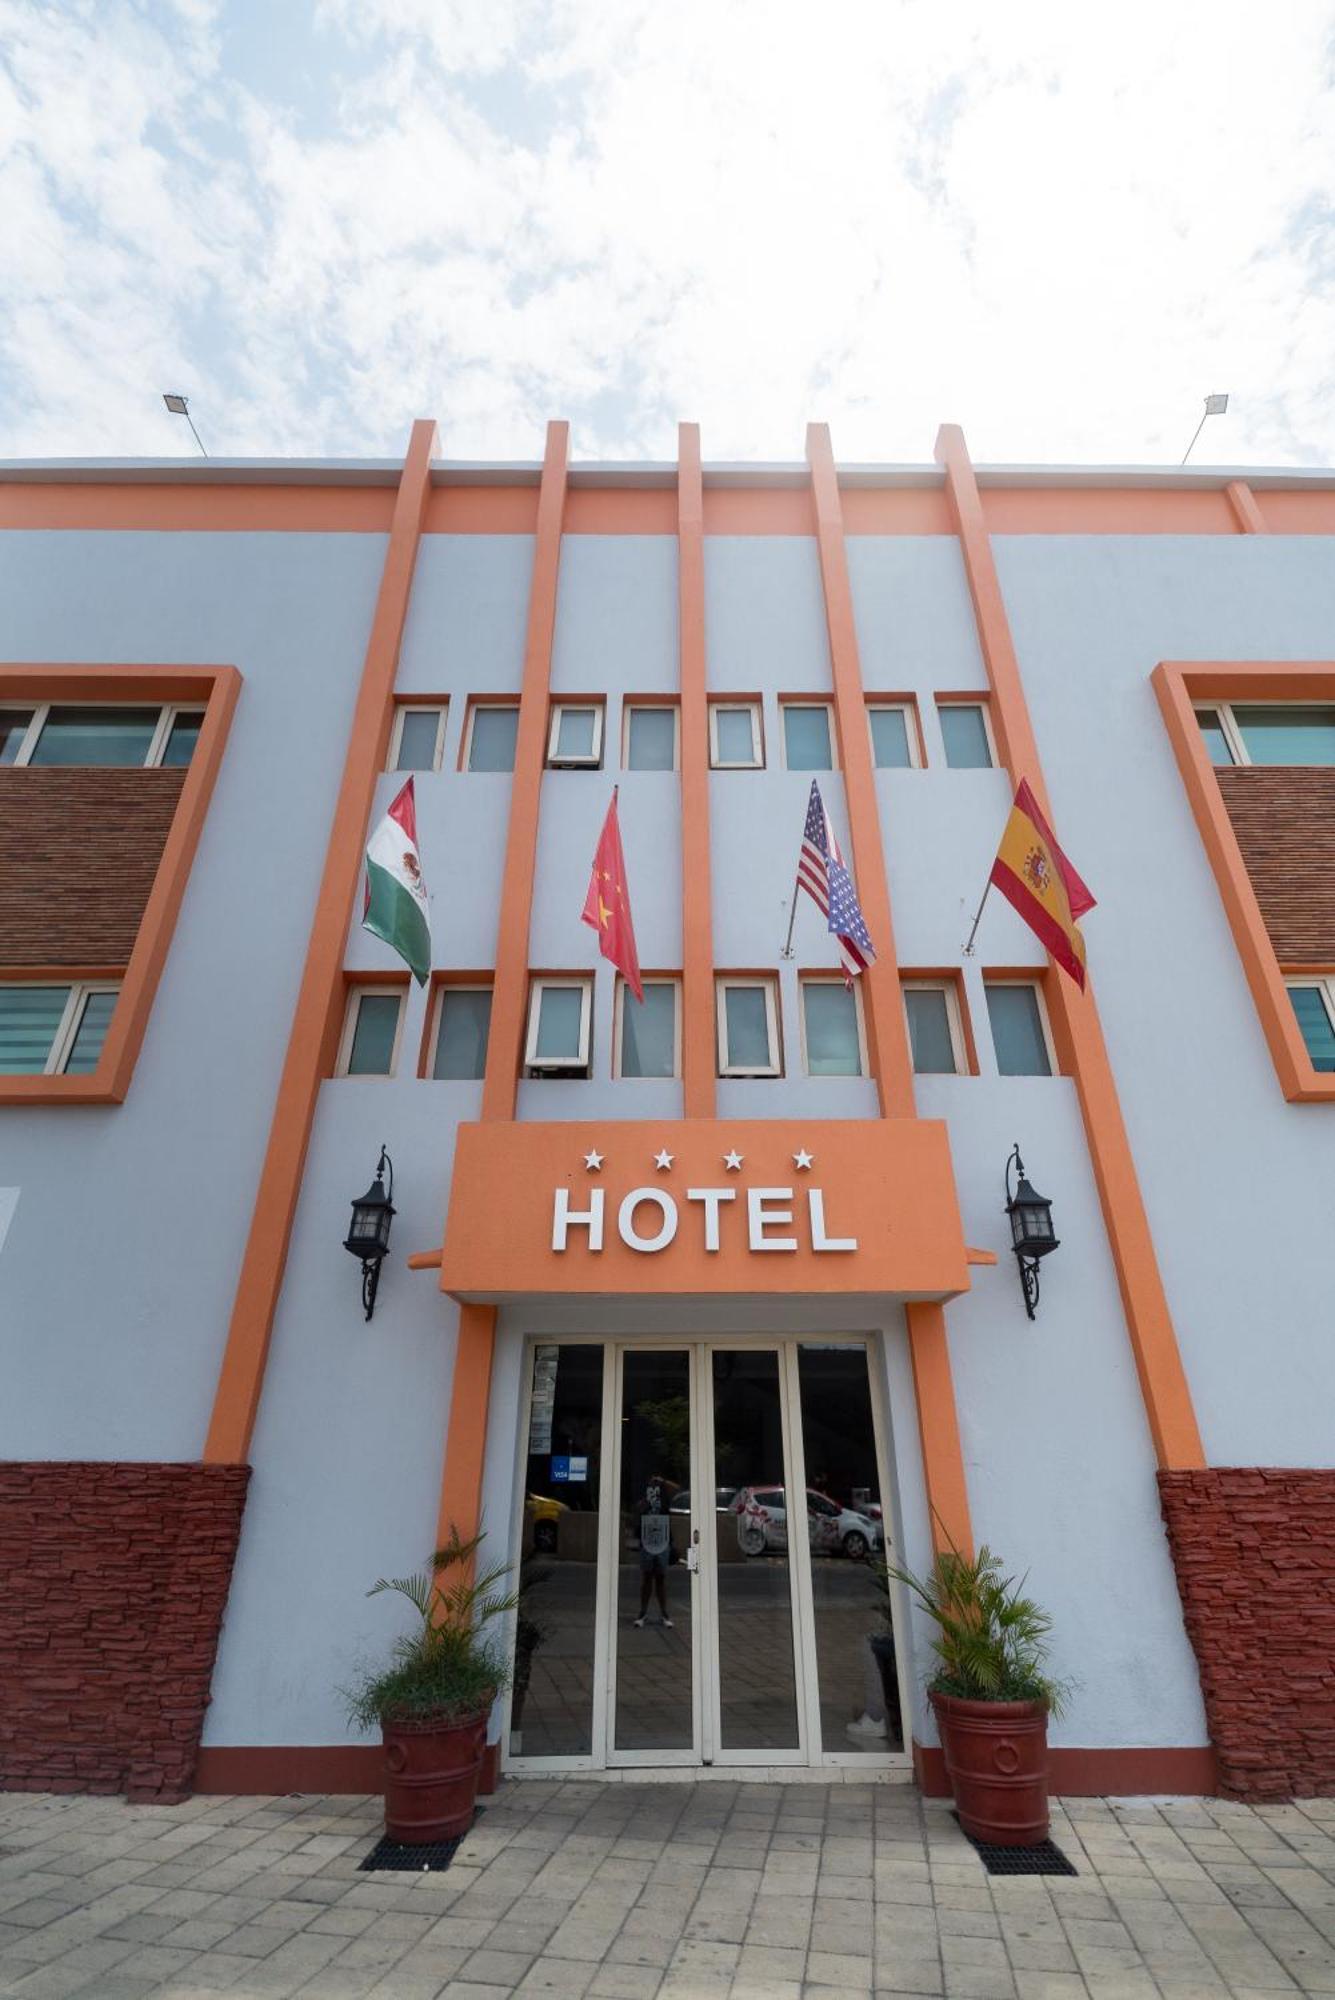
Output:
top-left (362, 777), bottom-right (431, 985)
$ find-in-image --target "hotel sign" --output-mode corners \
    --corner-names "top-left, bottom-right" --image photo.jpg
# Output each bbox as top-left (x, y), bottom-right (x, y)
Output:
top-left (437, 1119), bottom-right (971, 1302)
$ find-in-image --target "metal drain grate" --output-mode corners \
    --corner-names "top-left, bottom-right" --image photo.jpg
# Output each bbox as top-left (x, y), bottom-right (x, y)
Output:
top-left (955, 1819), bottom-right (1078, 1876)
top-left (360, 1817), bottom-right (480, 1874)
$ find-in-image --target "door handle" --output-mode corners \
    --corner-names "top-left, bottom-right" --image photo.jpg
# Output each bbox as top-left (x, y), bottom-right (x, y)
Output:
top-left (686, 1546), bottom-right (700, 1573)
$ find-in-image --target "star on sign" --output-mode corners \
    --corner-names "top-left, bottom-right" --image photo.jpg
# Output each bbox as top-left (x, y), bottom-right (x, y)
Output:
top-left (793, 1149), bottom-right (814, 1171)
top-left (584, 1150), bottom-right (604, 1171)
top-left (653, 1148), bottom-right (673, 1171)
top-left (723, 1150), bottom-right (743, 1171)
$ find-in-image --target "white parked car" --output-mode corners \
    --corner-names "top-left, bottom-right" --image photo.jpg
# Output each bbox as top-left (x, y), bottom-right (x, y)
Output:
top-left (732, 1486), bottom-right (881, 1560)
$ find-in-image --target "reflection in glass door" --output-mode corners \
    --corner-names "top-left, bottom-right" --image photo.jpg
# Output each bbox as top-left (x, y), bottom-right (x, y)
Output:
top-left (612, 1350), bottom-right (695, 1756)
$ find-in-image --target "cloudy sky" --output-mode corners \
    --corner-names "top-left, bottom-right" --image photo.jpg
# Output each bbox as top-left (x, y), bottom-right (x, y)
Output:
top-left (2, 0), bottom-right (1333, 467)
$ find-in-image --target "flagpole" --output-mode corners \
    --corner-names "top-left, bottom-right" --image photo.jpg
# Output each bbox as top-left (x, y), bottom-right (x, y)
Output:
top-left (962, 877), bottom-right (992, 957)
top-left (780, 885), bottom-right (799, 960)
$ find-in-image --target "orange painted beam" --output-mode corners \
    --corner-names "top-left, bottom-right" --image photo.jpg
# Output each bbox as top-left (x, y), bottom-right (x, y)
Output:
top-left (678, 424), bottom-right (715, 1118)
top-left (435, 1303), bottom-right (499, 1553)
top-left (936, 422), bottom-right (1205, 1474)
top-left (203, 419), bottom-right (438, 1464)
top-left (480, 422), bottom-right (570, 1123)
top-left (1225, 480), bottom-right (1267, 534)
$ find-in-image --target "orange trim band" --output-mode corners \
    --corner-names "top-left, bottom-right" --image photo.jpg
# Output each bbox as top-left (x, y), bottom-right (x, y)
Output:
top-left (937, 423), bottom-right (1205, 1473)
top-left (202, 421), bottom-right (438, 1464)
top-left (678, 424), bottom-right (715, 1118)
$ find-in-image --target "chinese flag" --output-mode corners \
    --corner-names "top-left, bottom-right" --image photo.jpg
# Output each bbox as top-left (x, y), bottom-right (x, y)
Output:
top-left (581, 790), bottom-right (643, 1001)
top-left (989, 779), bottom-right (1096, 990)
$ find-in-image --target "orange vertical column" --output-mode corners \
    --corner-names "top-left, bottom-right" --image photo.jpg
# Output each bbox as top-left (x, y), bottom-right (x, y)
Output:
top-left (435, 422), bottom-right (570, 1550)
top-left (204, 419), bottom-right (438, 1465)
top-left (678, 424), bottom-right (716, 1118)
top-left (935, 422), bottom-right (1205, 1472)
top-left (1225, 480), bottom-right (1267, 534)
top-left (806, 424), bottom-right (972, 1554)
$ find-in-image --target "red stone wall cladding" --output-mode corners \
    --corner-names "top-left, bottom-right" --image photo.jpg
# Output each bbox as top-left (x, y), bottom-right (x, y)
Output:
top-left (0, 767), bottom-right (185, 966)
top-left (1158, 1468), bottom-right (1335, 1800)
top-left (1217, 767), bottom-right (1335, 962)
top-left (0, 1462), bottom-right (250, 1802)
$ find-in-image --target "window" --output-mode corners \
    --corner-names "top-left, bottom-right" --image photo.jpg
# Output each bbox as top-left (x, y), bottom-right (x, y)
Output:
top-left (429, 985), bottom-right (492, 1080)
top-left (390, 705), bottom-right (447, 773)
top-left (716, 976), bottom-right (781, 1077)
top-left (868, 703), bottom-right (920, 769)
top-left (615, 978), bottom-right (679, 1078)
top-left (525, 977), bottom-right (593, 1075)
top-left (938, 701), bottom-right (994, 769)
top-left (465, 704), bottom-right (520, 772)
top-left (1195, 703), bottom-right (1335, 768)
top-left (0, 703), bottom-right (205, 769)
top-left (800, 978), bottom-right (865, 1076)
top-left (903, 980), bottom-right (966, 1075)
top-left (985, 981), bottom-right (1054, 1077)
top-left (623, 704), bottom-right (678, 771)
top-left (782, 702), bottom-right (834, 771)
top-left (547, 703), bottom-right (603, 769)
top-left (709, 702), bottom-right (764, 769)
top-left (1285, 979), bottom-right (1335, 1072)
top-left (0, 983), bottom-right (120, 1076)
top-left (337, 988), bottom-right (405, 1077)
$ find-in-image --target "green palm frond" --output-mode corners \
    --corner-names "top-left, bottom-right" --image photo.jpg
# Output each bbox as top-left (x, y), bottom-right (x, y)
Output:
top-left (882, 1534), bottom-right (1070, 1714)
top-left (344, 1526), bottom-right (518, 1731)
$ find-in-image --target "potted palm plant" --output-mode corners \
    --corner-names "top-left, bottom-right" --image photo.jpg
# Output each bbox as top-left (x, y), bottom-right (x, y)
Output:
top-left (346, 1529), bottom-right (517, 1844)
top-left (888, 1544), bottom-right (1066, 1846)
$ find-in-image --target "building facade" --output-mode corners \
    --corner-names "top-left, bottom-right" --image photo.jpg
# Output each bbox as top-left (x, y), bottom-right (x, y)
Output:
top-left (2, 423), bottom-right (1333, 1805)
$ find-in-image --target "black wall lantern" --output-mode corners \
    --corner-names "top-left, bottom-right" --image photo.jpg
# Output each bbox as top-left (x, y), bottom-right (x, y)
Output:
top-left (1004, 1143), bottom-right (1059, 1319)
top-left (345, 1145), bottom-right (395, 1321)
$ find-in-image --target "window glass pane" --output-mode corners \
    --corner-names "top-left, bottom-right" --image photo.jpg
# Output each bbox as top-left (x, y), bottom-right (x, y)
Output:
top-left (1288, 987), bottom-right (1335, 1072)
top-left (433, 989), bottom-right (491, 1079)
top-left (905, 988), bottom-right (958, 1074)
top-left (986, 984), bottom-right (1052, 1076)
top-left (715, 707), bottom-right (758, 765)
top-left (468, 706), bottom-right (519, 771)
top-left (627, 707), bottom-right (675, 770)
top-left (395, 710), bottom-right (441, 771)
top-left (347, 992), bottom-right (400, 1075)
top-left (1236, 705), bottom-right (1335, 766)
top-left (620, 982), bottom-right (676, 1077)
top-left (723, 985), bottom-right (772, 1069)
top-left (62, 991), bottom-right (118, 1075)
top-left (0, 710), bottom-right (34, 764)
top-left (615, 1350), bottom-right (693, 1751)
top-left (803, 983), bottom-right (861, 1075)
top-left (160, 712), bottom-right (202, 768)
top-left (0, 987), bottom-right (69, 1074)
top-left (535, 986), bottom-right (584, 1060)
top-left (714, 1350), bottom-right (799, 1750)
top-left (1195, 709), bottom-right (1234, 767)
top-left (870, 708), bottom-right (912, 768)
top-left (554, 707), bottom-right (598, 760)
top-left (940, 704), bottom-right (993, 769)
top-left (783, 705), bottom-right (832, 770)
top-left (30, 706), bottom-right (159, 767)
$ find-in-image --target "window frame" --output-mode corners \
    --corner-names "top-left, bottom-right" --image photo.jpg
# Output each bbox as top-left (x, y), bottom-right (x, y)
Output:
top-left (866, 699), bottom-right (924, 770)
top-left (798, 973), bottom-right (868, 1078)
top-left (1192, 700), bottom-right (1335, 768)
top-left (982, 976), bottom-right (1059, 1078)
top-left (546, 701), bottom-right (605, 770)
top-left (613, 975), bottom-right (682, 1079)
top-left (715, 974), bottom-right (782, 1078)
top-left (936, 696), bottom-right (998, 770)
top-left (0, 979), bottom-right (123, 1077)
top-left (525, 975), bottom-right (594, 1074)
top-left (424, 980), bottom-right (493, 1081)
top-left (1283, 975), bottom-right (1335, 1068)
top-left (462, 700), bottom-right (521, 773)
top-left (779, 699), bottom-right (837, 772)
top-left (388, 703), bottom-right (448, 773)
top-left (621, 701), bottom-right (680, 772)
top-left (901, 977), bottom-right (968, 1077)
top-left (1, 700), bottom-right (207, 770)
top-left (336, 984), bottom-right (407, 1079)
top-left (708, 700), bottom-right (765, 770)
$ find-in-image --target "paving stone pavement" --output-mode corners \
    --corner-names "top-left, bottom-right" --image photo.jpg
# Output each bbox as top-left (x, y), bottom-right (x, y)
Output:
top-left (1, 1781), bottom-right (1334, 2000)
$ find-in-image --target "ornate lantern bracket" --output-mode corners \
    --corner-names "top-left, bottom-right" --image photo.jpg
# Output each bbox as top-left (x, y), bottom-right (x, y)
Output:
top-left (344, 1146), bottom-right (396, 1321)
top-left (1004, 1143), bottom-right (1059, 1320)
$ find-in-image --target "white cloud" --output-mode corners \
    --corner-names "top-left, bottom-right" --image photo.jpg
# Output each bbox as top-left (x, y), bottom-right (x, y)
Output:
top-left (1, 0), bottom-right (1333, 464)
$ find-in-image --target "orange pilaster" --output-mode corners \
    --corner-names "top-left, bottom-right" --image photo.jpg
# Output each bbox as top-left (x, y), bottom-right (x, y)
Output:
top-left (678, 423), bottom-right (716, 1119)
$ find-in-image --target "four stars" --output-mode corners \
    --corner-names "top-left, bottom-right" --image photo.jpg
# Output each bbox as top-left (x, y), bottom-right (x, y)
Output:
top-left (583, 1145), bottom-right (816, 1173)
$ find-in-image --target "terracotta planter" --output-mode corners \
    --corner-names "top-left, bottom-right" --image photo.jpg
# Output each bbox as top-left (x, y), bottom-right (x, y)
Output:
top-left (381, 1708), bottom-right (490, 1843)
top-left (930, 1690), bottom-right (1050, 1846)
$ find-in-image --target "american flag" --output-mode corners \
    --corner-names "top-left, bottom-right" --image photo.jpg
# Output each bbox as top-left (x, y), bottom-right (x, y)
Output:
top-left (796, 780), bottom-right (876, 981)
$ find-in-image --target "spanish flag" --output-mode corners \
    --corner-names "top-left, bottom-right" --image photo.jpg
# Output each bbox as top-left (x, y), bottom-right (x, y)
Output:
top-left (989, 779), bottom-right (1096, 990)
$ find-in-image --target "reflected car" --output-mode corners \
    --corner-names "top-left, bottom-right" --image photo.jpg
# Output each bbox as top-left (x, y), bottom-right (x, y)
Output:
top-left (731, 1486), bottom-right (882, 1560)
top-left (526, 1492), bottom-right (569, 1553)
top-left (667, 1487), bottom-right (738, 1517)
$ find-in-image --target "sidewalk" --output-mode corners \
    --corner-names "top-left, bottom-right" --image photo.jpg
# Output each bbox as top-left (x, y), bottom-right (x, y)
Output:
top-left (1, 1778), bottom-right (1333, 1999)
